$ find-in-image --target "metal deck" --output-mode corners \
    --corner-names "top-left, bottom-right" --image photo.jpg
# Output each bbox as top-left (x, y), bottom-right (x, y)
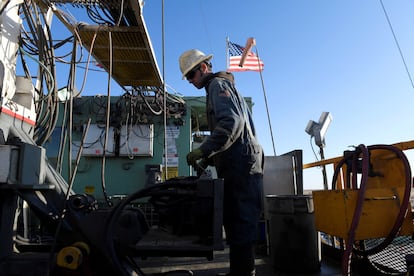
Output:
top-left (135, 245), bottom-right (343, 276)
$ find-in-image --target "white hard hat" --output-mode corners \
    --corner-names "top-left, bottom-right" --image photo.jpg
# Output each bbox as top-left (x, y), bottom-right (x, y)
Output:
top-left (179, 49), bottom-right (213, 79)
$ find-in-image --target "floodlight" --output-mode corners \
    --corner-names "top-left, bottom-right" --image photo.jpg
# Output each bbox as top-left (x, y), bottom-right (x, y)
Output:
top-left (317, 112), bottom-right (332, 147)
top-left (305, 112), bottom-right (332, 189)
top-left (305, 112), bottom-right (332, 148)
top-left (305, 120), bottom-right (317, 136)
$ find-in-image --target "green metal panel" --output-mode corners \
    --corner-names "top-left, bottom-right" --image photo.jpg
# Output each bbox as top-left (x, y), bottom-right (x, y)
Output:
top-left (43, 95), bottom-right (252, 203)
top-left (43, 95), bottom-right (191, 203)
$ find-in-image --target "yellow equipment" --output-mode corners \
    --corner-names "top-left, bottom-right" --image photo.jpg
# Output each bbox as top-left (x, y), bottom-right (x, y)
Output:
top-left (313, 144), bottom-right (413, 241)
top-left (56, 242), bottom-right (90, 270)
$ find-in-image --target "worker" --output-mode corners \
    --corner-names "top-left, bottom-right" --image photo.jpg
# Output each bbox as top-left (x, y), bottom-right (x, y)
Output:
top-left (179, 49), bottom-right (264, 276)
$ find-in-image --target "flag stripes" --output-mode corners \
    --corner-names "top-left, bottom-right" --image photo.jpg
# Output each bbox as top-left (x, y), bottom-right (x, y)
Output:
top-left (227, 41), bottom-right (264, 72)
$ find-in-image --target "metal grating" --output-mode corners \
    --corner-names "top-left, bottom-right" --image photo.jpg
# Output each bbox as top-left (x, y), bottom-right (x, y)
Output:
top-left (53, 0), bottom-right (162, 88)
top-left (52, 0), bottom-right (135, 9)
top-left (76, 24), bottom-right (162, 88)
top-left (365, 236), bottom-right (414, 274)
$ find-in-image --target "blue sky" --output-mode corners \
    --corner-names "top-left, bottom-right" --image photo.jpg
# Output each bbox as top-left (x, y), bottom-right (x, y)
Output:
top-left (144, 0), bottom-right (414, 189)
top-left (53, 1), bottom-right (414, 190)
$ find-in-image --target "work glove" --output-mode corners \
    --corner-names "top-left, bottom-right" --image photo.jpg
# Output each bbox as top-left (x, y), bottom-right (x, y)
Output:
top-left (195, 158), bottom-right (209, 176)
top-left (198, 158), bottom-right (210, 170)
top-left (186, 148), bottom-right (203, 167)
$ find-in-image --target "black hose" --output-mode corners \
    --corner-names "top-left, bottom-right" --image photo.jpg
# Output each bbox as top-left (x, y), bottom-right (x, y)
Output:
top-left (105, 179), bottom-right (197, 276)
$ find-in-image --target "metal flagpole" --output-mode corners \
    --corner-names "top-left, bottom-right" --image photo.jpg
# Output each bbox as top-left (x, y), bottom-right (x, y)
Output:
top-left (232, 37), bottom-right (277, 156)
top-left (254, 45), bottom-right (277, 156)
top-left (226, 36), bottom-right (230, 70)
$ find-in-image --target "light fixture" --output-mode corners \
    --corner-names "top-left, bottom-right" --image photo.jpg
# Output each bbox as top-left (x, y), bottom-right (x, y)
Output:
top-left (305, 112), bottom-right (332, 148)
top-left (305, 112), bottom-right (332, 190)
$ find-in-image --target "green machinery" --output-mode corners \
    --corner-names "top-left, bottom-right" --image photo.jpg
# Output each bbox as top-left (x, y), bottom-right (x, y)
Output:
top-left (43, 94), bottom-right (189, 203)
top-left (43, 95), bottom-right (252, 204)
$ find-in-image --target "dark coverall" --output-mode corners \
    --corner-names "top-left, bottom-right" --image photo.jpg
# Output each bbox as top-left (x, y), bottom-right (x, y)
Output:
top-left (198, 71), bottom-right (264, 275)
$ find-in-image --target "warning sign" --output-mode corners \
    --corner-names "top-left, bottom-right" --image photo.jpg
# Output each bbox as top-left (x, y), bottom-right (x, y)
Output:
top-left (162, 166), bottom-right (178, 180)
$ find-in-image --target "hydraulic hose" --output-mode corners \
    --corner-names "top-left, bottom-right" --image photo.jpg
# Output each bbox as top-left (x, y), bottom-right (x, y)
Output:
top-left (330, 144), bottom-right (412, 275)
top-left (105, 178), bottom-right (198, 276)
top-left (353, 144), bottom-right (412, 256)
top-left (338, 144), bottom-right (370, 276)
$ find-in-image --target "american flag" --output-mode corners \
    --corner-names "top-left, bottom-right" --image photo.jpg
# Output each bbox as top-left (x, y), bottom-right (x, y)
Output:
top-left (227, 41), bottom-right (264, 72)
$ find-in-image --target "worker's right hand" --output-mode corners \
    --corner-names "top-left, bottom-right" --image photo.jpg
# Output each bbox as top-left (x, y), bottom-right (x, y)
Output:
top-left (186, 148), bottom-right (203, 167)
top-left (198, 158), bottom-right (209, 169)
top-left (195, 158), bottom-right (209, 176)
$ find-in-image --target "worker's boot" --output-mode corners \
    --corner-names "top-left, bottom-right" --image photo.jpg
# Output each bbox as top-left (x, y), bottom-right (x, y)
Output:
top-left (229, 243), bottom-right (256, 276)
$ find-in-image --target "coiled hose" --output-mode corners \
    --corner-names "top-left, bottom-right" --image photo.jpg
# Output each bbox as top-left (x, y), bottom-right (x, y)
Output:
top-left (105, 177), bottom-right (199, 276)
top-left (330, 144), bottom-right (412, 275)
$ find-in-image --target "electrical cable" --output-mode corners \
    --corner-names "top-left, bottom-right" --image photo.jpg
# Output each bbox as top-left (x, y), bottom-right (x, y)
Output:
top-left (66, 37), bottom-right (77, 180)
top-left (101, 30), bottom-right (113, 207)
top-left (0, 0), bottom-right (11, 15)
top-left (19, 1), bottom-right (62, 145)
top-left (72, 24), bottom-right (100, 97)
top-left (379, 0), bottom-right (414, 90)
top-left (309, 135), bottom-right (319, 161)
top-left (86, 5), bottom-right (114, 25)
top-left (115, 0), bottom-right (125, 26)
top-left (35, 6), bottom-right (59, 145)
top-left (18, 48), bottom-right (55, 98)
top-left (138, 91), bottom-right (163, 116)
top-left (13, 1), bottom-right (188, 273)
top-left (56, 99), bottom-right (68, 173)
top-left (48, 118), bottom-right (92, 272)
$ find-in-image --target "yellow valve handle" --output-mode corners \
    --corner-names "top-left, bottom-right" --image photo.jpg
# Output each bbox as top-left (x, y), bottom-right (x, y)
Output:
top-left (56, 246), bottom-right (83, 270)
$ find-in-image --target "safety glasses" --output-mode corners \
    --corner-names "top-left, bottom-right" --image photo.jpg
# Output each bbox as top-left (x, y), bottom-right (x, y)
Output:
top-left (185, 65), bottom-right (201, 80)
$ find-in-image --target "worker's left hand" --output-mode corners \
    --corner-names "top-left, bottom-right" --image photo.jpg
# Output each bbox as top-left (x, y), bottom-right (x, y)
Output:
top-left (186, 148), bottom-right (203, 167)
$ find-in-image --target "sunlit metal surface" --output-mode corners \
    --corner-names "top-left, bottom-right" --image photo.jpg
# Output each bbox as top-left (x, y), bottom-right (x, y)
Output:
top-left (76, 24), bottom-right (162, 87)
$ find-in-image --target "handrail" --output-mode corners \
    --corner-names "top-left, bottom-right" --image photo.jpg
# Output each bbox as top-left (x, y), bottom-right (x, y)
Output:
top-left (303, 139), bottom-right (414, 169)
